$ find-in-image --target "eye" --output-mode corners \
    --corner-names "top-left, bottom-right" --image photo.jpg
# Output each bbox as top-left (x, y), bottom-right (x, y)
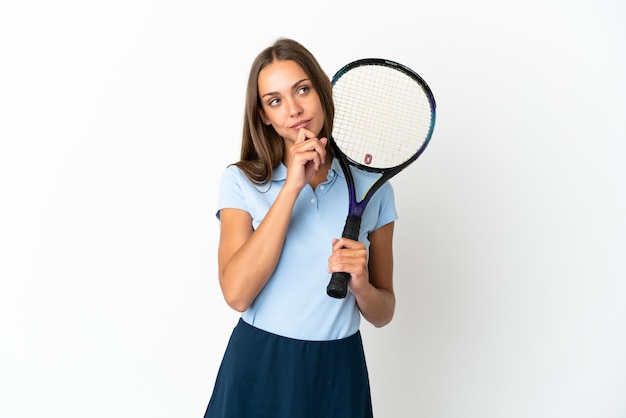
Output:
top-left (297, 85), bottom-right (310, 95)
top-left (267, 97), bottom-right (281, 107)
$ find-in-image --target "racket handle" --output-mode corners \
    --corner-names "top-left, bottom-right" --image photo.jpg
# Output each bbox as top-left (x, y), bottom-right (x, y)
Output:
top-left (327, 272), bottom-right (351, 299)
top-left (326, 215), bottom-right (362, 299)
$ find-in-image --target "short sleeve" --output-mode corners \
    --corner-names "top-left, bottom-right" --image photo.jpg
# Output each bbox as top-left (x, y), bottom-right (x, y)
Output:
top-left (373, 181), bottom-right (398, 231)
top-left (216, 166), bottom-right (249, 220)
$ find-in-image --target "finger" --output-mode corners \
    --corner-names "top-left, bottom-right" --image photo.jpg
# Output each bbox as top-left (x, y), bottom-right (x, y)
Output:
top-left (328, 255), bottom-right (367, 276)
top-left (308, 150), bottom-right (322, 171)
top-left (318, 137), bottom-right (327, 163)
top-left (296, 136), bottom-right (327, 168)
top-left (332, 237), bottom-right (363, 252)
top-left (295, 128), bottom-right (316, 144)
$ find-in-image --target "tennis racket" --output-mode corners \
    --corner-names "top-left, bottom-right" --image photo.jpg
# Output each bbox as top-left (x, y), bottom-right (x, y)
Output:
top-left (326, 58), bottom-right (436, 299)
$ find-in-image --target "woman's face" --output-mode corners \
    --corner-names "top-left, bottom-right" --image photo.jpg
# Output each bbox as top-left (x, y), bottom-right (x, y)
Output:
top-left (257, 59), bottom-right (325, 144)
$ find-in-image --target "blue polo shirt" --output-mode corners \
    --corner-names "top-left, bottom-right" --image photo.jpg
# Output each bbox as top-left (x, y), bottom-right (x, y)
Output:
top-left (216, 158), bottom-right (397, 341)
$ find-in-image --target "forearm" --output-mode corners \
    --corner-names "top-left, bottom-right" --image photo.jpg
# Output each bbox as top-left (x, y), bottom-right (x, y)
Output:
top-left (334, 222), bottom-right (395, 327)
top-left (354, 284), bottom-right (395, 327)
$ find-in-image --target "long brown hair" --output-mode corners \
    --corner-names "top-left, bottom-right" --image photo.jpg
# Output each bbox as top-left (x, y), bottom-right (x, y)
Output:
top-left (234, 38), bottom-right (334, 185)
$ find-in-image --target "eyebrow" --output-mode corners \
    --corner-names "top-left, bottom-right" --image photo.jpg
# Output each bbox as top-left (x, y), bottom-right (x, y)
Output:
top-left (260, 78), bottom-right (310, 99)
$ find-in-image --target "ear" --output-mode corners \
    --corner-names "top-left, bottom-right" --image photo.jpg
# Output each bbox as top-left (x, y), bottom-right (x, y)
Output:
top-left (257, 107), bottom-right (271, 125)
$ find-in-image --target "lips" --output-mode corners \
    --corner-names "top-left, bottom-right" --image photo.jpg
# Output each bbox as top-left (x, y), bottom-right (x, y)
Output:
top-left (290, 120), bottom-right (310, 130)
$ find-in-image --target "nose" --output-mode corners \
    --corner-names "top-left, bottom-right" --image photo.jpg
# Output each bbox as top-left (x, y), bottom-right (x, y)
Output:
top-left (287, 97), bottom-right (303, 117)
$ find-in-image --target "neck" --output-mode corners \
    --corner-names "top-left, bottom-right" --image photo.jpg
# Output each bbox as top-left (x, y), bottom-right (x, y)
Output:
top-left (308, 157), bottom-right (332, 189)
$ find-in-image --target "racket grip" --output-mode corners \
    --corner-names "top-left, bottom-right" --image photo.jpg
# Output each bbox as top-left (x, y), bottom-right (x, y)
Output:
top-left (327, 272), bottom-right (351, 299)
top-left (326, 215), bottom-right (362, 299)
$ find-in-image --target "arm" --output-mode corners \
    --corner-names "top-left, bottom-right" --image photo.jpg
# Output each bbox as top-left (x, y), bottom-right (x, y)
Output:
top-left (217, 185), bottom-right (300, 312)
top-left (328, 221), bottom-right (395, 327)
top-left (218, 129), bottom-right (328, 312)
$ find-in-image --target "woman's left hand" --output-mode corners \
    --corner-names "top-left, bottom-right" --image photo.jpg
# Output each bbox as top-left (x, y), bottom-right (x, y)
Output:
top-left (327, 238), bottom-right (370, 295)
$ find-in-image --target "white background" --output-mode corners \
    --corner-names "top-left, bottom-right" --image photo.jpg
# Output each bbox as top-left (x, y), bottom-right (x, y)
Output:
top-left (1, 1), bottom-right (625, 417)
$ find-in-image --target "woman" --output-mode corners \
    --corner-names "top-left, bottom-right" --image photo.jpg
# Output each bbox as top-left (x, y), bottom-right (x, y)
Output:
top-left (205, 38), bottom-right (397, 418)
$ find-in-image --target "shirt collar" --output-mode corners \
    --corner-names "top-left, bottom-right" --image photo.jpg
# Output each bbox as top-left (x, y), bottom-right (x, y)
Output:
top-left (271, 162), bottom-right (288, 181)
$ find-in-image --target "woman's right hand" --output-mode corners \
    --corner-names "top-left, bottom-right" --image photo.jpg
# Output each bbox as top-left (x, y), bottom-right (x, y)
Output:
top-left (284, 128), bottom-right (328, 191)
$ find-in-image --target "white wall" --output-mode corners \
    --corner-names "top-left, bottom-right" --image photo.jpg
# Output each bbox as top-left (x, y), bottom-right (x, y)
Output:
top-left (1, 1), bottom-right (624, 417)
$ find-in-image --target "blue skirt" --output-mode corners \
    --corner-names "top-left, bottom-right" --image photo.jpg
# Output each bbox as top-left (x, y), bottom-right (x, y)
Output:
top-left (204, 318), bottom-right (373, 418)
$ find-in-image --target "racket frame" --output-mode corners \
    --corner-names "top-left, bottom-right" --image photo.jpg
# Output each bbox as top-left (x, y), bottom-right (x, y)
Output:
top-left (326, 58), bottom-right (436, 298)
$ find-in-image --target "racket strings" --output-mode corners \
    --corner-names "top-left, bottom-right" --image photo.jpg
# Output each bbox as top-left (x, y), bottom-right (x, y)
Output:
top-left (333, 64), bottom-right (433, 169)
